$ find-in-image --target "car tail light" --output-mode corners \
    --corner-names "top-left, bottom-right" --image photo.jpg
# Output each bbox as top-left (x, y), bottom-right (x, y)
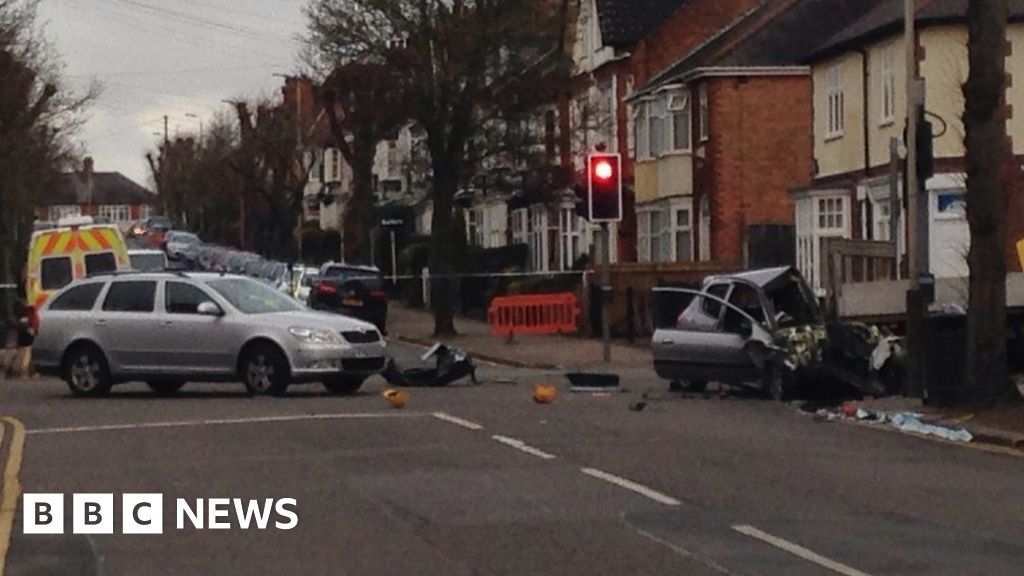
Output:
top-left (315, 282), bottom-right (337, 295)
top-left (370, 290), bottom-right (386, 299)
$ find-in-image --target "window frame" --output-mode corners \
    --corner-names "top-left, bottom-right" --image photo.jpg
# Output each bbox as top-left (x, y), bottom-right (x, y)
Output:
top-left (165, 280), bottom-right (218, 315)
top-left (825, 65), bottom-right (845, 138)
top-left (40, 256), bottom-right (73, 291)
top-left (880, 47), bottom-right (896, 125)
top-left (698, 84), bottom-right (709, 142)
top-left (102, 280), bottom-right (158, 313)
top-left (667, 91), bottom-right (691, 153)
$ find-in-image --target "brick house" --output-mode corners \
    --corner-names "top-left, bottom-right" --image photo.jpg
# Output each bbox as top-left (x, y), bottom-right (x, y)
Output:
top-left (36, 157), bottom-right (156, 231)
top-left (792, 1), bottom-right (1024, 291)
top-left (625, 0), bottom-right (879, 267)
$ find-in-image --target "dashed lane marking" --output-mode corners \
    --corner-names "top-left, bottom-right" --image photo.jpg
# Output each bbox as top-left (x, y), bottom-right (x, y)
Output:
top-left (491, 435), bottom-right (557, 460)
top-left (732, 524), bottom-right (873, 576)
top-left (580, 467), bottom-right (681, 506)
top-left (27, 412), bottom-right (424, 435)
top-left (432, 412), bottom-right (484, 430)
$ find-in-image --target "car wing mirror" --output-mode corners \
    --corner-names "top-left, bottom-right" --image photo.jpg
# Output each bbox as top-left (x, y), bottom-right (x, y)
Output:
top-left (197, 301), bottom-right (223, 316)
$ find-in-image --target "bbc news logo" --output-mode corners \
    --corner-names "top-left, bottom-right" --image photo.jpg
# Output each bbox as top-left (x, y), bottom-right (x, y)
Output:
top-left (23, 494), bottom-right (298, 534)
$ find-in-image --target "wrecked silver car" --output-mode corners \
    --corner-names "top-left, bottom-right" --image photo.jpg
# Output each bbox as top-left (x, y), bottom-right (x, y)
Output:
top-left (652, 266), bottom-right (904, 400)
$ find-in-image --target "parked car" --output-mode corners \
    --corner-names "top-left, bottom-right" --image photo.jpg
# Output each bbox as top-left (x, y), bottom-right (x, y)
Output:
top-left (128, 249), bottom-right (168, 271)
top-left (308, 264), bottom-right (388, 332)
top-left (651, 266), bottom-right (903, 400)
top-left (32, 272), bottom-right (387, 397)
top-left (164, 231), bottom-right (201, 262)
top-left (262, 261), bottom-right (292, 293)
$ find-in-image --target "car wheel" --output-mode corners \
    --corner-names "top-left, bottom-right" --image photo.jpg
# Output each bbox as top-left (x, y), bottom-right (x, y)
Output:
top-left (242, 345), bottom-right (290, 396)
top-left (764, 365), bottom-right (790, 401)
top-left (147, 381), bottom-right (186, 396)
top-left (63, 345), bottom-right (113, 397)
top-left (323, 377), bottom-right (366, 395)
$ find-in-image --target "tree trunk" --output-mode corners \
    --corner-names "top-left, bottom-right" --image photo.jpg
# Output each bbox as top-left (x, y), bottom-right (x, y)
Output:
top-left (344, 147), bottom-right (376, 265)
top-left (964, 0), bottom-right (1011, 402)
top-left (429, 156), bottom-right (458, 336)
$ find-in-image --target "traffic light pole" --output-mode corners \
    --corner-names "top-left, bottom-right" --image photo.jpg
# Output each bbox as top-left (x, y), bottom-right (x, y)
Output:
top-left (601, 222), bottom-right (611, 363)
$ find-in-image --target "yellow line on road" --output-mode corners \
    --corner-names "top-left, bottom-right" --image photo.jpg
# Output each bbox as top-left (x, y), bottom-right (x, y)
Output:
top-left (0, 417), bottom-right (26, 576)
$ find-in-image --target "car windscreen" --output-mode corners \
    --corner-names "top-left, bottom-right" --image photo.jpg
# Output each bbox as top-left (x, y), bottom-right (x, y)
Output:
top-left (206, 277), bottom-right (304, 314)
top-left (301, 273), bottom-right (320, 287)
top-left (130, 253), bottom-right (166, 271)
top-left (85, 252), bottom-right (117, 276)
top-left (766, 276), bottom-right (821, 326)
top-left (322, 267), bottom-right (383, 290)
top-left (40, 257), bottom-right (73, 290)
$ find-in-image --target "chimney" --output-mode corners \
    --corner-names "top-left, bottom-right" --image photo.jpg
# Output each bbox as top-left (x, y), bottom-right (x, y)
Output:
top-left (77, 156), bottom-right (95, 205)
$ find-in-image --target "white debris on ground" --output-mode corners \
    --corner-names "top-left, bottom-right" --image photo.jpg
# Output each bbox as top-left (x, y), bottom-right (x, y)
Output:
top-left (814, 405), bottom-right (974, 443)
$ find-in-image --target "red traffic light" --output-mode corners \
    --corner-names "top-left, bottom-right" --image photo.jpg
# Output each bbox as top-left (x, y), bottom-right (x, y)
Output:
top-left (586, 153), bottom-right (622, 222)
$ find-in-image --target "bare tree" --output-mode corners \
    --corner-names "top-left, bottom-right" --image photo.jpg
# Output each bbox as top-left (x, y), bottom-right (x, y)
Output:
top-left (305, 0), bottom-right (564, 335)
top-left (963, 0), bottom-right (1013, 401)
top-left (0, 0), bottom-right (93, 322)
top-left (316, 58), bottom-right (413, 264)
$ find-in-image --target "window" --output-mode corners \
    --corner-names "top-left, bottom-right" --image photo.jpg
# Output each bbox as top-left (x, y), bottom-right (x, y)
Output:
top-left (207, 278), bottom-right (302, 314)
top-left (528, 206), bottom-right (547, 271)
top-left (881, 48), bottom-right (895, 124)
top-left (638, 208), bottom-right (671, 262)
top-left (826, 65), bottom-right (844, 137)
top-left (511, 208), bottom-right (528, 245)
top-left (130, 252), bottom-right (165, 271)
top-left (674, 208), bottom-right (693, 261)
top-left (668, 92), bottom-right (691, 152)
top-left (50, 283), bottom-right (103, 311)
top-left (85, 252), bottom-right (117, 276)
top-left (467, 209), bottom-right (484, 247)
top-left (698, 84), bottom-right (709, 142)
top-left (648, 96), bottom-right (666, 157)
top-left (166, 281), bottom-right (213, 314)
top-left (817, 197), bottom-right (845, 230)
top-left (40, 257), bottom-right (73, 291)
top-left (724, 283), bottom-right (765, 333)
top-left (138, 205), bottom-right (153, 221)
top-left (327, 149), bottom-right (342, 182)
top-left (544, 110), bottom-right (556, 160)
top-left (701, 283), bottom-right (729, 319)
top-left (634, 102), bottom-right (649, 160)
top-left (102, 281), bottom-right (156, 312)
top-left (98, 205), bottom-right (130, 223)
top-left (559, 207), bottom-right (582, 270)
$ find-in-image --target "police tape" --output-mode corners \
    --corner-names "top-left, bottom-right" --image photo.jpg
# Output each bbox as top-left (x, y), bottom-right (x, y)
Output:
top-left (374, 270), bottom-right (593, 281)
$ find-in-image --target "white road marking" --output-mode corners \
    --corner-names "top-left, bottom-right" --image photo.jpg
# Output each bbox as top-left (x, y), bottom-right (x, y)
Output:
top-left (27, 412), bottom-right (421, 435)
top-left (491, 434), bottom-right (557, 460)
top-left (579, 467), bottom-right (681, 506)
top-left (432, 412), bottom-right (484, 430)
top-left (732, 524), bottom-right (873, 576)
top-left (623, 515), bottom-right (741, 576)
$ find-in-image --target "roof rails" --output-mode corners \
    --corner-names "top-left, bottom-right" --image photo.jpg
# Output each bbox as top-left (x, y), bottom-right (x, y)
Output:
top-left (87, 270), bottom-right (191, 279)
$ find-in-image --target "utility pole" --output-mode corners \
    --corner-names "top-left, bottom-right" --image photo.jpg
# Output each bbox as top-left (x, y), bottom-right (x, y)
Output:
top-left (904, 0), bottom-right (931, 399)
top-left (600, 222), bottom-right (611, 363)
top-left (163, 115), bottom-right (169, 147)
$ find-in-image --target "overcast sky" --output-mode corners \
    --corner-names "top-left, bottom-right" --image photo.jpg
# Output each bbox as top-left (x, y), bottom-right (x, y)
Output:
top-left (37, 0), bottom-right (309, 188)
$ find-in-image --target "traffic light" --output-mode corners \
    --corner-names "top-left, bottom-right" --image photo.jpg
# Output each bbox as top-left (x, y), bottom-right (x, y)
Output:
top-left (587, 153), bottom-right (622, 222)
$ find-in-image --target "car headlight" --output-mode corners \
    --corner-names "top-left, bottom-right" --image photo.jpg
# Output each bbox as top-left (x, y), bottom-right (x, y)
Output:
top-left (288, 326), bottom-right (340, 344)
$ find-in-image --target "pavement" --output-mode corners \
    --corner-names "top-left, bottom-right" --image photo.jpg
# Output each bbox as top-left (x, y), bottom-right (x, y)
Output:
top-left (388, 303), bottom-right (652, 370)
top-left (1, 340), bottom-right (1024, 575)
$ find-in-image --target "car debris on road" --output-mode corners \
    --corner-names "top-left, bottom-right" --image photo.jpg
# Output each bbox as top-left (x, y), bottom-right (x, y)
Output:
top-left (382, 343), bottom-right (478, 387)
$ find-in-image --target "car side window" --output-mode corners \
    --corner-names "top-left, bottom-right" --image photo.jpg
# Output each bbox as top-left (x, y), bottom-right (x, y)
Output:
top-left (40, 257), bottom-right (73, 290)
top-left (85, 252), bottom-right (117, 276)
top-left (723, 283), bottom-right (765, 333)
top-left (701, 283), bottom-right (729, 319)
top-left (50, 283), bottom-right (104, 311)
top-left (166, 281), bottom-right (213, 315)
top-left (102, 281), bottom-right (156, 312)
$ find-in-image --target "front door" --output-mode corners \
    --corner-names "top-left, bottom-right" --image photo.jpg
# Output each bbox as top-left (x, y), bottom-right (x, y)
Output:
top-left (160, 281), bottom-right (234, 375)
top-left (95, 280), bottom-right (164, 373)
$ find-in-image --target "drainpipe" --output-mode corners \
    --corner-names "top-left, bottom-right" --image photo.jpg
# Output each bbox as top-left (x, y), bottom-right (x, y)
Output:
top-left (859, 47), bottom-right (871, 240)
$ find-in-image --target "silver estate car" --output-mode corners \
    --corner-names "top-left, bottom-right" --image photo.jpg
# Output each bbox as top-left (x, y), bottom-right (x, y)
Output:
top-left (32, 272), bottom-right (388, 396)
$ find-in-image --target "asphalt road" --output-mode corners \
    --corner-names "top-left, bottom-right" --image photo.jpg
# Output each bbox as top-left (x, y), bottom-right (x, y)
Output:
top-left (2, 342), bottom-right (1023, 575)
